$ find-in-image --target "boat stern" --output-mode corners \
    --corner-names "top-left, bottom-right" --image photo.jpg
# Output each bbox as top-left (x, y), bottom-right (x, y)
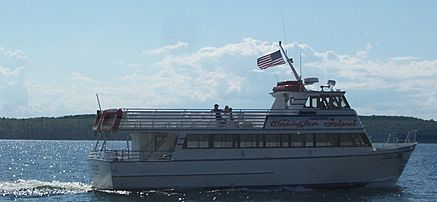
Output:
top-left (88, 157), bottom-right (113, 190)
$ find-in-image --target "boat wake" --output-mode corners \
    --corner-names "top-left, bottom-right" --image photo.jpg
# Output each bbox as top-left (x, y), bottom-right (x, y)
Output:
top-left (0, 179), bottom-right (92, 197)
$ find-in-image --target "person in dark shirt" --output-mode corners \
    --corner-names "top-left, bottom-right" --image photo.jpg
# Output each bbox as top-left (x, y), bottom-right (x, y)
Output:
top-left (211, 104), bottom-right (222, 121)
top-left (229, 107), bottom-right (234, 121)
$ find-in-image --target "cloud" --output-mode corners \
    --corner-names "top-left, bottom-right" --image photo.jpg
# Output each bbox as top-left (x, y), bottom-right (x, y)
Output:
top-left (139, 39), bottom-right (437, 119)
top-left (144, 41), bottom-right (189, 56)
top-left (290, 42), bottom-right (437, 119)
top-left (0, 47), bottom-right (29, 61)
top-left (0, 47), bottom-right (30, 117)
top-left (0, 65), bottom-right (24, 78)
top-left (2, 39), bottom-right (437, 120)
top-left (157, 38), bottom-right (278, 67)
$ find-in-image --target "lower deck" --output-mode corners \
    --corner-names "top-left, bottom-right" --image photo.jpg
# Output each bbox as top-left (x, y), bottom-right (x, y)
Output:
top-left (88, 143), bottom-right (416, 190)
top-left (91, 129), bottom-right (375, 162)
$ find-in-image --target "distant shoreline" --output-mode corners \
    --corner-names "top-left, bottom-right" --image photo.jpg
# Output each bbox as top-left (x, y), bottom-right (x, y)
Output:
top-left (0, 114), bottom-right (436, 143)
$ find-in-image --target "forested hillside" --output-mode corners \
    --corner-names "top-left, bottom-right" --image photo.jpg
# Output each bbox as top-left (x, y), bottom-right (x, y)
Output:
top-left (0, 115), bottom-right (436, 142)
top-left (0, 115), bottom-right (125, 140)
top-left (360, 116), bottom-right (436, 143)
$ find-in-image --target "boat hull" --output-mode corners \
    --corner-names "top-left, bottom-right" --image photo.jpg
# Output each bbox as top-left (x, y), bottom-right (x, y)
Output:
top-left (88, 144), bottom-right (415, 190)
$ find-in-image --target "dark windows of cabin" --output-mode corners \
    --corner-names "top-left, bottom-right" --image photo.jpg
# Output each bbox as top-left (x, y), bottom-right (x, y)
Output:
top-left (281, 134), bottom-right (290, 147)
top-left (240, 134), bottom-right (263, 148)
top-left (184, 133), bottom-right (370, 149)
top-left (290, 134), bottom-right (305, 147)
top-left (186, 134), bottom-right (209, 148)
top-left (265, 134), bottom-right (280, 147)
top-left (213, 135), bottom-right (234, 148)
top-left (305, 134), bottom-right (315, 147)
top-left (305, 95), bottom-right (350, 109)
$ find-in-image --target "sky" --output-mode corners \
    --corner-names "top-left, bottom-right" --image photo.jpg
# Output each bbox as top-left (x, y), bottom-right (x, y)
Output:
top-left (1, 1), bottom-right (437, 120)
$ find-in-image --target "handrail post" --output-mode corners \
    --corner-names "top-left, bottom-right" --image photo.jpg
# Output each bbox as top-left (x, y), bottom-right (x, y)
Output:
top-left (152, 109), bottom-right (158, 128)
top-left (404, 131), bottom-right (410, 143)
top-left (180, 109), bottom-right (186, 128)
top-left (413, 130), bottom-right (417, 143)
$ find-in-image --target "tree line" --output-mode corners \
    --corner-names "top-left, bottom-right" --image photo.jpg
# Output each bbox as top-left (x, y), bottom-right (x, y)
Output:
top-left (0, 115), bottom-right (436, 143)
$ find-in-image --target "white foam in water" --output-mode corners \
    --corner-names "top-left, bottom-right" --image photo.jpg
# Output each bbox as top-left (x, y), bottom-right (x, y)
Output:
top-left (97, 189), bottom-right (132, 195)
top-left (0, 179), bottom-right (92, 197)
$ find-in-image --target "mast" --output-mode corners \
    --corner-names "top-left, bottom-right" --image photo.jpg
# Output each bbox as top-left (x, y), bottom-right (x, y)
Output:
top-left (279, 41), bottom-right (302, 85)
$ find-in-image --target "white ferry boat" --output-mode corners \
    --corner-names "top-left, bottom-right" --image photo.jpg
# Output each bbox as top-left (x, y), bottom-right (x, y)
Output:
top-left (88, 42), bottom-right (416, 190)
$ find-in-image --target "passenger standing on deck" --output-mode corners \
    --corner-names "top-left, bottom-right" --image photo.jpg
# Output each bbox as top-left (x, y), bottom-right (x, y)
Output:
top-left (211, 104), bottom-right (222, 121)
top-left (223, 105), bottom-right (229, 120)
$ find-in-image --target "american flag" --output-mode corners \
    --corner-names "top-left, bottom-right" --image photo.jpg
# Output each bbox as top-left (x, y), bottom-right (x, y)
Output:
top-left (257, 50), bottom-right (285, 69)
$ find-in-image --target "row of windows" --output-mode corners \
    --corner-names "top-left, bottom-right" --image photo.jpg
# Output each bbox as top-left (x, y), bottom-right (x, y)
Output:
top-left (305, 95), bottom-right (350, 109)
top-left (184, 133), bottom-right (371, 149)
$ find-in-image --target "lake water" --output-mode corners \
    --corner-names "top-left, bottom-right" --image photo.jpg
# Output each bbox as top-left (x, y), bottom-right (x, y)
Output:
top-left (0, 140), bottom-right (436, 201)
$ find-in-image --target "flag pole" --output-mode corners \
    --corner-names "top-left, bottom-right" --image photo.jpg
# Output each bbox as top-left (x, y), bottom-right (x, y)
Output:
top-left (279, 41), bottom-right (302, 85)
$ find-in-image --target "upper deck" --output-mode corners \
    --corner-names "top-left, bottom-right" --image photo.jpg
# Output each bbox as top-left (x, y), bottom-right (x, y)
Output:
top-left (93, 106), bottom-right (363, 133)
top-left (92, 76), bottom-right (363, 133)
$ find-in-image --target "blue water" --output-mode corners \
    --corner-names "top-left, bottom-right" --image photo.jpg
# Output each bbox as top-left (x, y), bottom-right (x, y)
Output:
top-left (0, 140), bottom-right (436, 201)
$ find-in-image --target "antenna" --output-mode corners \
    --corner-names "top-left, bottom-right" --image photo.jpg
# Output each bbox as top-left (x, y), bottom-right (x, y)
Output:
top-left (280, 9), bottom-right (287, 45)
top-left (96, 93), bottom-right (102, 111)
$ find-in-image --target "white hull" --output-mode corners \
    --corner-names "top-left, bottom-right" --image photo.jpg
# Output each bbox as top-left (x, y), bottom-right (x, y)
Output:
top-left (89, 144), bottom-right (415, 190)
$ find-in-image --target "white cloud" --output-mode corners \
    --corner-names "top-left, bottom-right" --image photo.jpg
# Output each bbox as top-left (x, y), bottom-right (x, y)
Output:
top-left (293, 42), bottom-right (437, 119)
top-left (0, 65), bottom-right (24, 78)
top-left (2, 39), bottom-right (437, 120)
top-left (0, 47), bottom-right (30, 117)
top-left (0, 47), bottom-right (30, 61)
top-left (144, 41), bottom-right (189, 56)
top-left (71, 72), bottom-right (97, 84)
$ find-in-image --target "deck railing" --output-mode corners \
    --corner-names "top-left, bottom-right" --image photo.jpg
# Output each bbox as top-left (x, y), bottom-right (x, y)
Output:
top-left (118, 108), bottom-right (279, 131)
top-left (371, 130), bottom-right (418, 149)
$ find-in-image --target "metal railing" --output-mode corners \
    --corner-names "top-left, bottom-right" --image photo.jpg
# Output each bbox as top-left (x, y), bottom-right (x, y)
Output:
top-left (372, 130), bottom-right (417, 149)
top-left (118, 108), bottom-right (281, 131)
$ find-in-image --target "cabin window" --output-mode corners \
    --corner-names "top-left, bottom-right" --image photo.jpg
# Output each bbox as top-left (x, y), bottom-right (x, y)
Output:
top-left (199, 135), bottom-right (209, 148)
top-left (339, 134), bottom-right (352, 146)
top-left (265, 134), bottom-right (280, 147)
top-left (186, 135), bottom-right (197, 148)
top-left (239, 134), bottom-right (259, 148)
top-left (281, 134), bottom-right (290, 147)
top-left (213, 135), bottom-right (234, 148)
top-left (315, 134), bottom-right (329, 147)
top-left (305, 134), bottom-right (315, 147)
top-left (340, 96), bottom-right (350, 108)
top-left (306, 97), bottom-right (317, 108)
top-left (339, 133), bottom-right (369, 147)
top-left (186, 134), bottom-right (210, 148)
top-left (315, 134), bottom-right (340, 147)
top-left (360, 133), bottom-right (371, 146)
top-left (185, 133), bottom-right (370, 149)
top-left (290, 134), bottom-right (305, 147)
top-left (305, 95), bottom-right (350, 109)
top-left (351, 133), bottom-right (370, 147)
top-left (327, 134), bottom-right (340, 146)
